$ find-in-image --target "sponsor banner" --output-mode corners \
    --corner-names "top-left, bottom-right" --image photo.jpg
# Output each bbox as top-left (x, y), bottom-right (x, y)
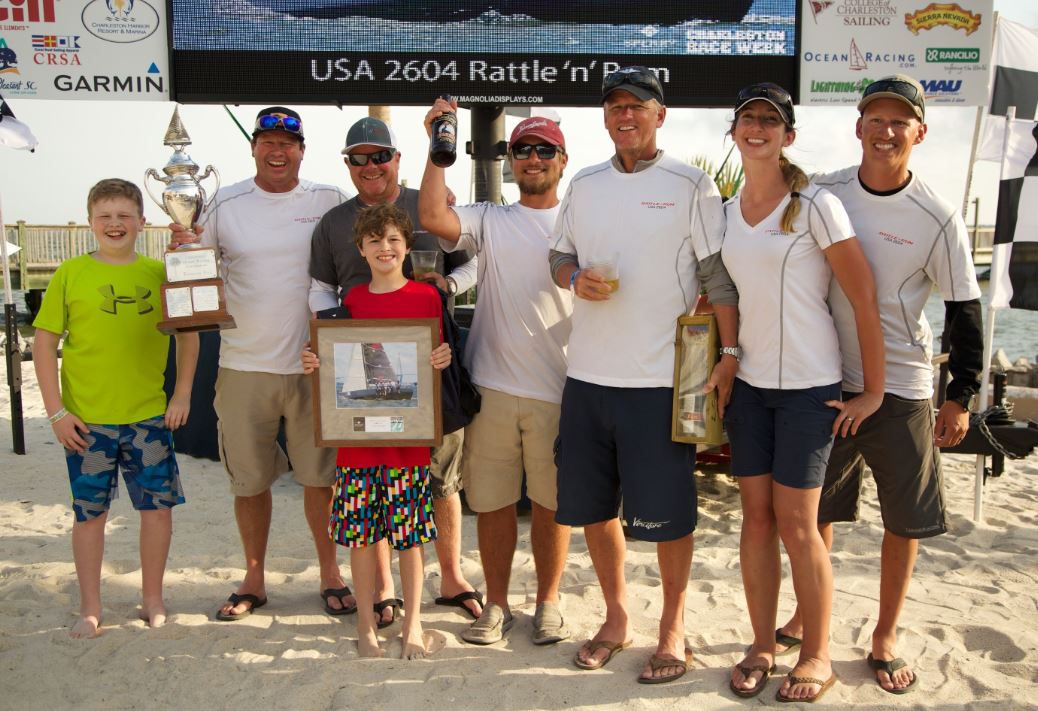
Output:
top-left (169, 1), bottom-right (798, 108)
top-left (0, 0), bottom-right (168, 100)
top-left (799, 0), bottom-right (993, 107)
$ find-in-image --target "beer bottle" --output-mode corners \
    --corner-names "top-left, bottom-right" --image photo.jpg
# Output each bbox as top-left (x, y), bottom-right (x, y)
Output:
top-left (430, 95), bottom-right (458, 168)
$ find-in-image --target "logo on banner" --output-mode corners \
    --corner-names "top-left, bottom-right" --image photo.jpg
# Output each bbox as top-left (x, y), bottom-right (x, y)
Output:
top-left (803, 42), bottom-right (915, 70)
top-left (808, 1), bottom-right (836, 22)
top-left (0, 37), bottom-right (18, 74)
top-left (905, 3), bottom-right (982, 35)
top-left (812, 0), bottom-right (897, 26)
top-left (54, 62), bottom-right (164, 94)
top-left (81, 0), bottom-right (160, 44)
top-left (925, 47), bottom-right (980, 63)
top-left (32, 34), bottom-right (83, 65)
top-left (920, 78), bottom-right (963, 95)
top-left (0, 0), bottom-right (56, 24)
top-left (849, 39), bottom-right (866, 71)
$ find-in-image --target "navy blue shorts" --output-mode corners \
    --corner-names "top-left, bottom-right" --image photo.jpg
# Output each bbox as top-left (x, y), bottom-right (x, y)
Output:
top-left (554, 378), bottom-right (697, 542)
top-left (724, 378), bottom-right (841, 489)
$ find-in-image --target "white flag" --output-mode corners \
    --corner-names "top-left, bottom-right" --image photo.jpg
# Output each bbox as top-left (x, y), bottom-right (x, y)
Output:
top-left (0, 93), bottom-right (38, 152)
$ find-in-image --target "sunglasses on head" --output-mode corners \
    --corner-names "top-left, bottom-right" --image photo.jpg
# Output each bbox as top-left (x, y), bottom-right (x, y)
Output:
top-left (602, 67), bottom-right (659, 95)
top-left (737, 83), bottom-right (793, 109)
top-left (510, 143), bottom-right (561, 160)
top-left (345, 149), bottom-right (397, 167)
top-left (255, 113), bottom-right (302, 134)
top-left (861, 78), bottom-right (923, 105)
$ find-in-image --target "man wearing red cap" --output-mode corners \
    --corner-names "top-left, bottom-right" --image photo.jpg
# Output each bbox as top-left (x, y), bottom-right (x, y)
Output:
top-left (418, 99), bottom-right (573, 646)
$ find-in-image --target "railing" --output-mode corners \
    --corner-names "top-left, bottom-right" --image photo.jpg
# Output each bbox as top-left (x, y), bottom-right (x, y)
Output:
top-left (3, 221), bottom-right (171, 291)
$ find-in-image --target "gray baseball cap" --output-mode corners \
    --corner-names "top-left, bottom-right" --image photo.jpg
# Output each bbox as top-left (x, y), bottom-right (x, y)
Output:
top-left (341, 117), bottom-right (399, 154)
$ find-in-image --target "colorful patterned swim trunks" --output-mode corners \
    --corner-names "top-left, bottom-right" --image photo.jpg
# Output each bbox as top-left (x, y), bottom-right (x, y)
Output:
top-left (330, 465), bottom-right (436, 551)
top-left (65, 416), bottom-right (185, 522)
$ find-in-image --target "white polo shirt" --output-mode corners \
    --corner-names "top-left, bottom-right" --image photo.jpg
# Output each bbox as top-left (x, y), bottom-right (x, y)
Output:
top-left (444, 202), bottom-right (571, 404)
top-left (818, 167), bottom-right (981, 399)
top-left (551, 153), bottom-right (724, 388)
top-left (200, 178), bottom-right (349, 374)
top-left (721, 183), bottom-right (855, 389)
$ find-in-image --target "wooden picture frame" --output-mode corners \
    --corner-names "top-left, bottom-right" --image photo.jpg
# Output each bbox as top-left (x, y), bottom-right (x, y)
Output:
top-left (310, 318), bottom-right (442, 448)
top-left (671, 314), bottom-right (725, 445)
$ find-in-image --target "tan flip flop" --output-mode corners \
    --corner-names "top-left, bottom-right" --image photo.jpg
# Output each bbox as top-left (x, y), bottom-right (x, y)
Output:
top-left (573, 639), bottom-right (632, 670)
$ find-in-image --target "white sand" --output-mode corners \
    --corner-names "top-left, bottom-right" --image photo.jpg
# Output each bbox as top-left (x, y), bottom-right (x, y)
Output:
top-left (1, 357), bottom-right (1037, 710)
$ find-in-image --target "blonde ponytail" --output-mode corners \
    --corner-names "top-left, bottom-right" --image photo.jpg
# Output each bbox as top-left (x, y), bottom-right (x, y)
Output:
top-left (779, 152), bottom-right (809, 234)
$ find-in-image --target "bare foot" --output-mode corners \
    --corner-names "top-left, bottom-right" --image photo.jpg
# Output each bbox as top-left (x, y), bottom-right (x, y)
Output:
top-left (402, 630), bottom-right (445, 660)
top-left (357, 627), bottom-right (384, 658)
top-left (138, 600), bottom-right (167, 628)
top-left (69, 615), bottom-right (101, 639)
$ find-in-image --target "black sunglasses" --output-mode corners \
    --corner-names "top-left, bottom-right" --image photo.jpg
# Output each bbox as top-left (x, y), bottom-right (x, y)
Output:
top-left (345, 149), bottom-right (396, 167)
top-left (602, 67), bottom-right (660, 96)
top-left (255, 113), bottom-right (302, 134)
top-left (737, 83), bottom-right (792, 107)
top-left (861, 78), bottom-right (923, 105)
top-left (510, 143), bottom-right (562, 160)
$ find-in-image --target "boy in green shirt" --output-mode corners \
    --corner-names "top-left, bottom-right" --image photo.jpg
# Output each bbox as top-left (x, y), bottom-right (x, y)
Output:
top-left (33, 178), bottom-right (199, 639)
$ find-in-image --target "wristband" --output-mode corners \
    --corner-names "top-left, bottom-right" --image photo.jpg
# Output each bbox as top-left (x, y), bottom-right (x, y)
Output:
top-left (48, 407), bottom-right (69, 424)
top-left (569, 269), bottom-right (580, 291)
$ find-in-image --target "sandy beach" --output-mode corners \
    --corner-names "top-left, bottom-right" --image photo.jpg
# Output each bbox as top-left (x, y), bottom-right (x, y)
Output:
top-left (1, 356), bottom-right (1036, 710)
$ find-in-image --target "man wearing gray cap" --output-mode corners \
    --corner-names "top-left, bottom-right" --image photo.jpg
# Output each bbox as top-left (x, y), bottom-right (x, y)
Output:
top-left (549, 67), bottom-right (740, 683)
top-left (171, 107), bottom-right (355, 622)
top-left (309, 116), bottom-right (482, 626)
top-left (776, 74), bottom-right (983, 696)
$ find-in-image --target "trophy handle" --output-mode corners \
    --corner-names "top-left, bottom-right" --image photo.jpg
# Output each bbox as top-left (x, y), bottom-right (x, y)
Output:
top-left (197, 165), bottom-right (221, 210)
top-left (143, 168), bottom-right (171, 211)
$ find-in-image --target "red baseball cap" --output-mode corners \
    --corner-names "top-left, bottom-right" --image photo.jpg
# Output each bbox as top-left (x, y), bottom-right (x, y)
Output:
top-left (509, 117), bottom-right (566, 150)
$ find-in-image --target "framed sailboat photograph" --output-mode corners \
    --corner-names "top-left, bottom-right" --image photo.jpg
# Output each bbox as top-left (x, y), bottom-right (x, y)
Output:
top-left (310, 318), bottom-right (442, 447)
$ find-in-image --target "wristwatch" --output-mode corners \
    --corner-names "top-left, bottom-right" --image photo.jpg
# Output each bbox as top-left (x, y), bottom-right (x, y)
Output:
top-left (719, 346), bottom-right (742, 361)
top-left (948, 392), bottom-right (974, 412)
top-left (569, 269), bottom-right (581, 291)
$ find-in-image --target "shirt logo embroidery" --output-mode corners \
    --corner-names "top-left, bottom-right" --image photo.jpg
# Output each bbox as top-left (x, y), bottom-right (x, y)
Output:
top-left (97, 284), bottom-right (153, 315)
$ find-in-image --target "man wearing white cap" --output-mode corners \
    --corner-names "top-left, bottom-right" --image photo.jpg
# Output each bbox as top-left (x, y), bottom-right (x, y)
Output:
top-left (419, 99), bottom-right (573, 646)
top-left (309, 116), bottom-right (482, 627)
top-left (777, 74), bottom-right (983, 695)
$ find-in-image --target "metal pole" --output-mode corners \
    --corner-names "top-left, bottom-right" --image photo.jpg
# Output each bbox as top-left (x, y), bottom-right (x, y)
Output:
top-left (468, 106), bottom-right (505, 204)
top-left (1, 194), bottom-right (26, 454)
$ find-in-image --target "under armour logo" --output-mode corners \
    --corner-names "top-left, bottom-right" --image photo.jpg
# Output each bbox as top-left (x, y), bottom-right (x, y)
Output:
top-left (98, 284), bottom-right (154, 315)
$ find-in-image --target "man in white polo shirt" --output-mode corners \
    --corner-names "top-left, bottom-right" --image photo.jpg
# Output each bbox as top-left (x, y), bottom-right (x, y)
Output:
top-left (777, 75), bottom-right (983, 695)
top-left (549, 66), bottom-right (740, 684)
top-left (418, 102), bottom-right (573, 646)
top-left (172, 107), bottom-right (355, 621)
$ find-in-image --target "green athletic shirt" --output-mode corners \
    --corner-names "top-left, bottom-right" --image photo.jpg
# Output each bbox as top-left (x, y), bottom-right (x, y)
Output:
top-left (33, 253), bottom-right (170, 424)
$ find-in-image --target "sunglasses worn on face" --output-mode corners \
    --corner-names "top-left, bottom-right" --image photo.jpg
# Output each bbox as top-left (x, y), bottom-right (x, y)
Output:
top-left (510, 143), bottom-right (561, 160)
top-left (345, 149), bottom-right (396, 167)
top-left (255, 113), bottom-right (303, 134)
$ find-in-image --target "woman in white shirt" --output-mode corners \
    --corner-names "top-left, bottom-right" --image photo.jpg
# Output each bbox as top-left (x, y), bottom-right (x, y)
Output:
top-left (720, 83), bottom-right (885, 703)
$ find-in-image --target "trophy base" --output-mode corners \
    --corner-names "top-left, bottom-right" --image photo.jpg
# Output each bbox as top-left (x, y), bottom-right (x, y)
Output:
top-left (157, 312), bottom-right (237, 336)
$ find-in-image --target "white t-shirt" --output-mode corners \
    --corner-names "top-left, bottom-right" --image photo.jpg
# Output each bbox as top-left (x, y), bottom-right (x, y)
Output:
top-left (444, 202), bottom-right (571, 404)
top-left (551, 153), bottom-right (724, 387)
top-left (721, 183), bottom-right (855, 389)
top-left (818, 167), bottom-right (981, 399)
top-left (200, 178), bottom-right (349, 374)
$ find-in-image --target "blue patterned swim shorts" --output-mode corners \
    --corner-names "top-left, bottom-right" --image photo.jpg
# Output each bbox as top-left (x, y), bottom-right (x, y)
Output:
top-left (65, 416), bottom-right (185, 522)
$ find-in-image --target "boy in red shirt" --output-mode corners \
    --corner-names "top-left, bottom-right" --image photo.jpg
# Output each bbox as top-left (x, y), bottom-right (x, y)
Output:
top-left (303, 203), bottom-right (450, 659)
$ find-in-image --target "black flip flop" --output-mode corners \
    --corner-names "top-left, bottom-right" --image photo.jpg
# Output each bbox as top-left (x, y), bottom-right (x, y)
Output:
top-left (775, 628), bottom-right (802, 657)
top-left (434, 591), bottom-right (484, 620)
top-left (321, 586), bottom-right (358, 616)
top-left (215, 592), bottom-right (267, 622)
top-left (374, 598), bottom-right (403, 629)
top-left (867, 653), bottom-right (919, 694)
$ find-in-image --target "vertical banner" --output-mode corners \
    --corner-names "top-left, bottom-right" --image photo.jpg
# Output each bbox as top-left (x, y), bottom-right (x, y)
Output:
top-left (0, 0), bottom-right (168, 100)
top-left (799, 0), bottom-right (993, 107)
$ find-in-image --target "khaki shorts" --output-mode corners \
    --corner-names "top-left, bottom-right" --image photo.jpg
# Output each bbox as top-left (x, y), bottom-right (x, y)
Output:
top-left (461, 386), bottom-right (560, 513)
top-left (430, 430), bottom-right (463, 499)
top-left (818, 392), bottom-right (947, 539)
top-left (214, 368), bottom-right (336, 496)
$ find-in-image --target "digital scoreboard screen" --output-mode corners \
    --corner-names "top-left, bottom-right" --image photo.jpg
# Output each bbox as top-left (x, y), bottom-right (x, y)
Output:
top-left (169, 0), bottom-right (798, 107)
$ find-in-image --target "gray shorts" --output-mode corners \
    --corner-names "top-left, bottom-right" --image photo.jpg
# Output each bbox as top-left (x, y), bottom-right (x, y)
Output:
top-left (818, 392), bottom-right (947, 539)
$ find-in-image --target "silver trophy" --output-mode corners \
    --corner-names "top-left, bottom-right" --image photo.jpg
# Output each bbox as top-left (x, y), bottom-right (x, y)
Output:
top-left (144, 107), bottom-right (235, 334)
